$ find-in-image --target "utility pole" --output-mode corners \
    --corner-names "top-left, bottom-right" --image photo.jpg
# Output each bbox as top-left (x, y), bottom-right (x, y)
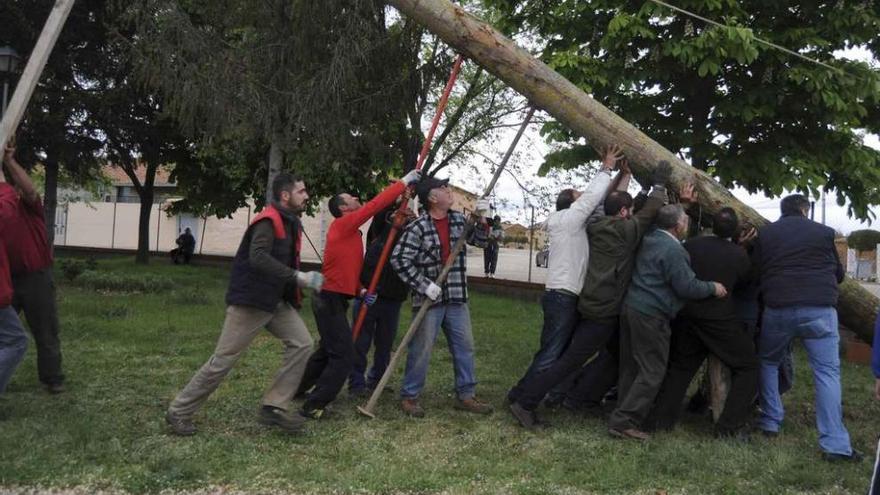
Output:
top-left (527, 203), bottom-right (534, 283)
top-left (821, 187), bottom-right (827, 225)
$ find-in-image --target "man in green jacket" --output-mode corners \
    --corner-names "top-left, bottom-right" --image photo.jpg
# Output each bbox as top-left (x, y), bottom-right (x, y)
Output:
top-left (608, 204), bottom-right (726, 441)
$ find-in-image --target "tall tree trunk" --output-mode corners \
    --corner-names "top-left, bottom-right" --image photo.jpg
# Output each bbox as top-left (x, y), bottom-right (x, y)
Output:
top-left (266, 137), bottom-right (283, 205)
top-left (385, 0), bottom-right (880, 343)
top-left (135, 187), bottom-right (154, 265)
top-left (43, 157), bottom-right (59, 249)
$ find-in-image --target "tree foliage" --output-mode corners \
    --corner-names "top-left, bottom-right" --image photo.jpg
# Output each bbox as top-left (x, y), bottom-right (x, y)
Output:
top-left (847, 229), bottom-right (880, 252)
top-left (486, 0), bottom-right (880, 220)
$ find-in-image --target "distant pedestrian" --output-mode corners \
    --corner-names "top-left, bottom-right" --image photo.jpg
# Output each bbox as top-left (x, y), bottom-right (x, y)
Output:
top-left (2, 145), bottom-right (64, 393)
top-left (171, 228), bottom-right (196, 264)
top-left (483, 215), bottom-right (503, 278)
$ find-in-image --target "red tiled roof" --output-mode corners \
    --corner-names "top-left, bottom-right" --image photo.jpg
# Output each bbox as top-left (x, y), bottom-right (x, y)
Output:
top-left (102, 164), bottom-right (175, 186)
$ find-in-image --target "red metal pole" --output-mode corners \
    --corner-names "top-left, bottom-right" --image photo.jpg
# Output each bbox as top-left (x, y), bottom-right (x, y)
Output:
top-left (352, 54), bottom-right (464, 342)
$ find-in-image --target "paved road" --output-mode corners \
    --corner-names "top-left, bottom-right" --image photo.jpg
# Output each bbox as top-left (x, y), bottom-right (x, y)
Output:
top-left (468, 247), bottom-right (547, 284)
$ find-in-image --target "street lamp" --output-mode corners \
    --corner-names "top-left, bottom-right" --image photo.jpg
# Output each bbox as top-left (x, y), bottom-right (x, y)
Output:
top-left (0, 46), bottom-right (21, 117)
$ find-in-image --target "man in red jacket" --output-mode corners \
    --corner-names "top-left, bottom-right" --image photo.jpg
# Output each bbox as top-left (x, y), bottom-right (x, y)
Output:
top-left (0, 164), bottom-right (28, 400)
top-left (2, 145), bottom-right (62, 393)
top-left (296, 169), bottom-right (421, 418)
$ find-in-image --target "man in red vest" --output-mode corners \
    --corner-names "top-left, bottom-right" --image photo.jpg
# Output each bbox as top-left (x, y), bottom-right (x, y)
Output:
top-left (0, 164), bottom-right (28, 403)
top-left (296, 169), bottom-right (421, 419)
top-left (2, 145), bottom-right (63, 393)
top-left (166, 173), bottom-right (323, 436)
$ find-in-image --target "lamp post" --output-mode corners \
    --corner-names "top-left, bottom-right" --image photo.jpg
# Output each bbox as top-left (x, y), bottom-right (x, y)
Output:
top-left (0, 46), bottom-right (21, 117)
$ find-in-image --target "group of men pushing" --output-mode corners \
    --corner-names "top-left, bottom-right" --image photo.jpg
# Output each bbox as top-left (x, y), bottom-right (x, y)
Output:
top-left (509, 145), bottom-right (859, 462)
top-left (161, 144), bottom-right (860, 463)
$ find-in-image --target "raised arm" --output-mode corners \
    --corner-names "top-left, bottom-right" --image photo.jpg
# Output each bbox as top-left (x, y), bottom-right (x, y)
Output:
top-left (3, 145), bottom-right (39, 205)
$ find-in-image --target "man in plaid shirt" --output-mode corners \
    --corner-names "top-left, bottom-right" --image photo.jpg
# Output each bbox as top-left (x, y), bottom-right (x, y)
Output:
top-left (390, 176), bottom-right (493, 417)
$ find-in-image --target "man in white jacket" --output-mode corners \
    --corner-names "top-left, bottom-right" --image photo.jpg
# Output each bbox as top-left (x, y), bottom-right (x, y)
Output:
top-left (507, 145), bottom-right (625, 405)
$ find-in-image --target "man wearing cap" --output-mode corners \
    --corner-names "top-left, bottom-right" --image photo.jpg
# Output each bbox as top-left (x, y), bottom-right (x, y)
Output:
top-left (296, 169), bottom-right (421, 419)
top-left (390, 177), bottom-right (492, 417)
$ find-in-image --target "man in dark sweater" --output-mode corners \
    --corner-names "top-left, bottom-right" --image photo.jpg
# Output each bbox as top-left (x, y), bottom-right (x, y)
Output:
top-left (608, 203), bottom-right (726, 440)
top-left (753, 194), bottom-right (859, 461)
top-left (650, 208), bottom-right (757, 437)
top-left (166, 173), bottom-right (323, 436)
top-left (348, 204), bottom-right (415, 396)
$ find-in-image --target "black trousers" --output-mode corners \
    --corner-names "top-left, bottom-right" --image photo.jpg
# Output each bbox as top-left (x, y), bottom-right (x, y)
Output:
top-left (566, 326), bottom-right (620, 408)
top-left (517, 319), bottom-right (617, 411)
top-left (299, 292), bottom-right (354, 410)
top-left (12, 269), bottom-right (63, 385)
top-left (608, 305), bottom-right (671, 431)
top-left (483, 244), bottom-right (498, 274)
top-left (650, 316), bottom-right (759, 432)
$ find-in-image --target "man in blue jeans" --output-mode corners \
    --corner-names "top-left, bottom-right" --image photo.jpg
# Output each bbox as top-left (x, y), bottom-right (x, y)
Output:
top-left (753, 193), bottom-right (860, 461)
top-left (0, 164), bottom-right (28, 406)
top-left (390, 177), bottom-right (492, 417)
top-left (871, 311), bottom-right (880, 493)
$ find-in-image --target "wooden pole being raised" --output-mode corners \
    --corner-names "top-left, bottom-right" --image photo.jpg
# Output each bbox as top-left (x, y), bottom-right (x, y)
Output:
top-left (0, 0), bottom-right (76, 149)
top-left (385, 0), bottom-right (880, 343)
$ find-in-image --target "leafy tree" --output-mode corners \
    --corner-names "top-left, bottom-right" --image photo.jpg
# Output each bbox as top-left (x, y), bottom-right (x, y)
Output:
top-left (847, 229), bottom-right (880, 252)
top-left (486, 0), bottom-right (880, 220)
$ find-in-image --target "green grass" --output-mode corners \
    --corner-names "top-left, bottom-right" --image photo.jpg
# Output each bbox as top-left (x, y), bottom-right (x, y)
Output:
top-left (0, 255), bottom-right (878, 494)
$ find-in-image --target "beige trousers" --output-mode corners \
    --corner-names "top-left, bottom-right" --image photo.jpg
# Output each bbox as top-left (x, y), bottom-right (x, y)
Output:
top-left (169, 303), bottom-right (313, 417)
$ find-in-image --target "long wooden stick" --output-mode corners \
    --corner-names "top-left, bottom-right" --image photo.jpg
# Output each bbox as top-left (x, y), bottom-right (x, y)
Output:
top-left (0, 0), bottom-right (76, 148)
top-left (358, 107), bottom-right (536, 418)
top-left (351, 55), bottom-right (465, 342)
top-left (384, 0), bottom-right (880, 344)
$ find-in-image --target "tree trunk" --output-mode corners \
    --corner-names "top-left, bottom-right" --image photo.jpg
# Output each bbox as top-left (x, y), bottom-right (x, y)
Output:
top-left (135, 188), bottom-right (154, 265)
top-left (266, 137), bottom-right (283, 205)
top-left (385, 0), bottom-right (880, 343)
top-left (43, 157), bottom-right (59, 249)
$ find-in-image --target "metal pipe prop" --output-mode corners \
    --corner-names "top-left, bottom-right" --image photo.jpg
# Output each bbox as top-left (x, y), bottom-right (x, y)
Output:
top-left (358, 106), bottom-right (535, 418)
top-left (351, 54), bottom-right (464, 342)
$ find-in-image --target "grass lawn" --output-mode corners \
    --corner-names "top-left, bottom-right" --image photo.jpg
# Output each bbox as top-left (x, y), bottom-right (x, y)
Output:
top-left (0, 255), bottom-right (878, 494)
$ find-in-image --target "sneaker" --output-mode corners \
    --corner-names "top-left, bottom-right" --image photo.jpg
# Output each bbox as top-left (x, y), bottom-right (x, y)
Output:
top-left (165, 411), bottom-right (197, 436)
top-left (542, 395), bottom-right (564, 410)
top-left (46, 383), bottom-right (65, 394)
top-left (258, 406), bottom-right (307, 432)
top-left (822, 449), bottom-right (863, 463)
top-left (401, 398), bottom-right (425, 418)
top-left (715, 427), bottom-right (751, 443)
top-left (455, 397), bottom-right (494, 415)
top-left (608, 426), bottom-right (650, 441)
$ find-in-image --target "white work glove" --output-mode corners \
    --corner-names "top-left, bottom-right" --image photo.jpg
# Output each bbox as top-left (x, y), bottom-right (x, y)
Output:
top-left (296, 271), bottom-right (324, 292)
top-left (474, 198), bottom-right (491, 217)
top-left (401, 169), bottom-right (422, 186)
top-left (424, 282), bottom-right (442, 301)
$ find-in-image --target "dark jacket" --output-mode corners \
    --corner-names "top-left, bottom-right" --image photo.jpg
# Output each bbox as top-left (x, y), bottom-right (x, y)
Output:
top-left (753, 215), bottom-right (844, 308)
top-left (680, 235), bottom-right (751, 321)
top-left (577, 187), bottom-right (667, 323)
top-left (226, 204), bottom-right (302, 312)
top-left (625, 229), bottom-right (716, 319)
top-left (361, 209), bottom-right (409, 302)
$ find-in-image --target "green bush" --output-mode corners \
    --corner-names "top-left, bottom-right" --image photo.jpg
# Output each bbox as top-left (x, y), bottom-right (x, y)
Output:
top-left (57, 259), bottom-right (88, 282)
top-left (74, 271), bottom-right (174, 293)
top-left (847, 229), bottom-right (880, 252)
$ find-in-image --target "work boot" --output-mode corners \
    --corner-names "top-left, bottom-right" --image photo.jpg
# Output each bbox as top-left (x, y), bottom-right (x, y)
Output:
top-left (46, 383), bottom-right (65, 394)
top-left (608, 426), bottom-right (651, 441)
top-left (401, 398), bottom-right (425, 418)
top-left (299, 404), bottom-right (336, 421)
top-left (509, 402), bottom-right (540, 429)
top-left (349, 387), bottom-right (369, 399)
top-left (165, 411), bottom-right (197, 436)
top-left (258, 406), bottom-right (306, 433)
top-left (455, 397), bottom-right (494, 415)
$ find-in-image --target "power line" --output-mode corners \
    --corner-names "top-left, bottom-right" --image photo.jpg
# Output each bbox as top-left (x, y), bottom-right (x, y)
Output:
top-left (648, 0), bottom-right (862, 78)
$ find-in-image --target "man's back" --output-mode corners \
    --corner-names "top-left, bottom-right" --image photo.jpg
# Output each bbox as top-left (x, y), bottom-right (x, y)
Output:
top-left (681, 236), bottom-right (750, 320)
top-left (755, 216), bottom-right (843, 309)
